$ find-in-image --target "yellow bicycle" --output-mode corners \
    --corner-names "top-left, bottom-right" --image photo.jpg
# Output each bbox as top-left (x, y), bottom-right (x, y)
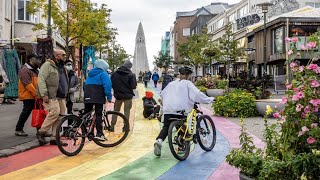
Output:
top-left (168, 103), bottom-right (216, 161)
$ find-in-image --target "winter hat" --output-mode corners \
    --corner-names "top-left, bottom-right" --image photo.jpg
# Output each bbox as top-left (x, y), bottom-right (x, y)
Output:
top-left (94, 59), bottom-right (109, 72)
top-left (123, 60), bottom-right (132, 69)
top-left (145, 91), bottom-right (154, 98)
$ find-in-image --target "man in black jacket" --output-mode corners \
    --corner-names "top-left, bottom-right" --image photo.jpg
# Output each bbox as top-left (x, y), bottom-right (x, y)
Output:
top-left (111, 60), bottom-right (137, 120)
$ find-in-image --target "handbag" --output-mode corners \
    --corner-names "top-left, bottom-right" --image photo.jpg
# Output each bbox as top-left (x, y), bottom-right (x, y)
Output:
top-left (31, 99), bottom-right (48, 128)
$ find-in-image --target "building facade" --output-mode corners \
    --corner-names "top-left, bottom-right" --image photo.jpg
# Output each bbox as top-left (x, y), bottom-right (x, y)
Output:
top-left (161, 31), bottom-right (170, 55)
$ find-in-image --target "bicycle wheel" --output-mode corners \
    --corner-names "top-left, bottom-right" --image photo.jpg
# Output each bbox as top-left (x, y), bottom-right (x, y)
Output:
top-left (196, 115), bottom-right (216, 151)
top-left (93, 111), bottom-right (129, 147)
top-left (56, 115), bottom-right (86, 156)
top-left (168, 120), bottom-right (190, 161)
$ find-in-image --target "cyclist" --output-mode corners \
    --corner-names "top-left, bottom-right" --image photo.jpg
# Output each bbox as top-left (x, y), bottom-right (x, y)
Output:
top-left (154, 66), bottom-right (214, 156)
top-left (84, 59), bottom-right (112, 141)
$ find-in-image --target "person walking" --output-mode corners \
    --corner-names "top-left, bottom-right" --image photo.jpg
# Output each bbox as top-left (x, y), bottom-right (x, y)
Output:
top-left (151, 72), bottom-right (159, 88)
top-left (84, 59), bottom-right (112, 141)
top-left (143, 72), bottom-right (149, 88)
top-left (111, 60), bottom-right (137, 120)
top-left (15, 53), bottom-right (41, 136)
top-left (65, 59), bottom-right (79, 114)
top-left (153, 66), bottom-right (214, 156)
top-left (161, 70), bottom-right (173, 91)
top-left (37, 50), bottom-right (67, 146)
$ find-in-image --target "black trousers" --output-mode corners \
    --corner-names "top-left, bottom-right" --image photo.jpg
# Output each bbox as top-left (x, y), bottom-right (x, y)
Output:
top-left (143, 105), bottom-right (161, 118)
top-left (144, 81), bottom-right (148, 88)
top-left (16, 99), bottom-right (35, 131)
top-left (66, 100), bottom-right (73, 114)
top-left (84, 103), bottom-right (103, 135)
top-left (153, 80), bottom-right (158, 87)
top-left (156, 114), bottom-right (183, 141)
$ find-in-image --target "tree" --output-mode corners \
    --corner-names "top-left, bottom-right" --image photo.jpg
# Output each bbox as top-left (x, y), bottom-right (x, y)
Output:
top-left (107, 43), bottom-right (130, 72)
top-left (153, 51), bottom-right (173, 70)
top-left (27, 0), bottom-right (112, 58)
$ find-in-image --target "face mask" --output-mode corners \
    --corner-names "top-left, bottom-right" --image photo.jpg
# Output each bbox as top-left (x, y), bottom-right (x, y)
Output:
top-left (65, 65), bottom-right (72, 71)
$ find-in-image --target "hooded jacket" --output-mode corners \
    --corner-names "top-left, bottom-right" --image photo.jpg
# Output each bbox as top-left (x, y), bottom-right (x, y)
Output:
top-left (111, 66), bottom-right (137, 100)
top-left (142, 96), bottom-right (157, 118)
top-left (84, 68), bottom-right (112, 104)
top-left (18, 63), bottom-right (38, 100)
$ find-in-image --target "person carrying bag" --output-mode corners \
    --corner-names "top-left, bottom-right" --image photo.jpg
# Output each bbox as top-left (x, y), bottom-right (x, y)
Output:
top-left (31, 99), bottom-right (48, 128)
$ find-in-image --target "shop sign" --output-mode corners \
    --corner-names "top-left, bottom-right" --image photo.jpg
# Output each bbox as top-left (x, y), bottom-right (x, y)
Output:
top-left (236, 14), bottom-right (260, 30)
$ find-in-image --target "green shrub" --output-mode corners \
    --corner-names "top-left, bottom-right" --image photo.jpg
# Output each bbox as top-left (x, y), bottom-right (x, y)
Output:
top-left (212, 89), bottom-right (256, 117)
top-left (216, 80), bottom-right (228, 89)
top-left (197, 86), bottom-right (207, 92)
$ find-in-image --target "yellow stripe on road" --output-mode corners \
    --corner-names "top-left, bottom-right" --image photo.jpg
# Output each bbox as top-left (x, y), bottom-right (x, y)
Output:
top-left (1, 84), bottom-right (160, 180)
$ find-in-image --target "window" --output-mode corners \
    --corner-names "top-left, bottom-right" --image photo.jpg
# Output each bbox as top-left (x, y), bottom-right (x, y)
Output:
top-left (228, 13), bottom-right (236, 23)
top-left (216, 19), bottom-right (224, 29)
top-left (306, 2), bottom-right (320, 8)
top-left (273, 27), bottom-right (283, 54)
top-left (237, 5), bottom-right (248, 18)
top-left (182, 28), bottom-right (190, 36)
top-left (17, 0), bottom-right (38, 22)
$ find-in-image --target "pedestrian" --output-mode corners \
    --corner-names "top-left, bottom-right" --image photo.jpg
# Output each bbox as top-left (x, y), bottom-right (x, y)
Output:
top-left (153, 66), bottom-right (214, 156)
top-left (143, 72), bottom-right (149, 88)
top-left (15, 53), bottom-right (41, 136)
top-left (37, 50), bottom-right (68, 146)
top-left (151, 71), bottom-right (159, 88)
top-left (161, 69), bottom-right (173, 91)
top-left (65, 59), bottom-right (79, 114)
top-left (142, 91), bottom-right (160, 119)
top-left (138, 71), bottom-right (143, 83)
top-left (84, 59), bottom-right (112, 141)
top-left (111, 60), bottom-right (137, 120)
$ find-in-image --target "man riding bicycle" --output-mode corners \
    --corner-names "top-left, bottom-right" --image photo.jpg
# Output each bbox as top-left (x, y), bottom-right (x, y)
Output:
top-left (154, 66), bottom-right (214, 156)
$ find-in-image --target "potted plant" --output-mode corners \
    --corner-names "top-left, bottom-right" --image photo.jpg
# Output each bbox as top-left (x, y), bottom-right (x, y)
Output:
top-left (205, 77), bottom-right (227, 97)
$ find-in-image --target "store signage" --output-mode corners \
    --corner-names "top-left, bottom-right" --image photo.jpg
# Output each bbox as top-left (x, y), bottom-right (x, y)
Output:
top-left (236, 14), bottom-right (260, 30)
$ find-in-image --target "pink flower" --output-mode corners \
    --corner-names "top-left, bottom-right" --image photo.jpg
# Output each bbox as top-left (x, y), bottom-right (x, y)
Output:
top-left (288, 50), bottom-right (293, 55)
top-left (293, 87), bottom-right (299, 92)
top-left (307, 137), bottom-right (316, 144)
top-left (281, 97), bottom-right (287, 104)
top-left (310, 99), bottom-right (320, 107)
top-left (311, 123), bottom-right (318, 128)
top-left (296, 104), bottom-right (304, 112)
top-left (304, 106), bottom-right (311, 114)
top-left (298, 131), bottom-right (304, 137)
top-left (307, 64), bottom-right (319, 70)
top-left (273, 113), bottom-right (281, 118)
top-left (298, 66), bottom-right (304, 72)
top-left (291, 37), bottom-right (298, 43)
top-left (302, 126), bottom-right (309, 132)
top-left (292, 95), bottom-right (300, 101)
top-left (297, 91), bottom-right (304, 98)
top-left (300, 45), bottom-right (307, 50)
top-left (307, 42), bottom-right (316, 49)
top-left (311, 80), bottom-right (320, 87)
top-left (285, 37), bottom-right (291, 42)
top-left (290, 62), bottom-right (297, 68)
top-left (315, 67), bottom-right (320, 74)
top-left (314, 107), bottom-right (319, 112)
top-left (286, 84), bottom-right (292, 89)
top-left (301, 113), bottom-right (306, 118)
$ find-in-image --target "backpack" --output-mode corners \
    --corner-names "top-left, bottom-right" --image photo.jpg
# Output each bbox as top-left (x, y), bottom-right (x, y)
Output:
top-left (162, 74), bottom-right (173, 90)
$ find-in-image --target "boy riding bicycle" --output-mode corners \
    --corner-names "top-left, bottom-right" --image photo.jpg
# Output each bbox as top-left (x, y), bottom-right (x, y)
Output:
top-left (154, 66), bottom-right (214, 156)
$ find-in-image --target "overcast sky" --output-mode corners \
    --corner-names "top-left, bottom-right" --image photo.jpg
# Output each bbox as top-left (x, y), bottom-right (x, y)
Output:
top-left (92, 0), bottom-right (241, 69)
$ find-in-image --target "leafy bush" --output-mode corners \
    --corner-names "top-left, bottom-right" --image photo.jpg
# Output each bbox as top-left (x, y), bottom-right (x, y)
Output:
top-left (212, 89), bottom-right (256, 117)
top-left (197, 86), bottom-right (207, 92)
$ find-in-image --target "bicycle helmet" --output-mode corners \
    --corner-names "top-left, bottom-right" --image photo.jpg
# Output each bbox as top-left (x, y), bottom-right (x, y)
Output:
top-left (179, 66), bottom-right (193, 75)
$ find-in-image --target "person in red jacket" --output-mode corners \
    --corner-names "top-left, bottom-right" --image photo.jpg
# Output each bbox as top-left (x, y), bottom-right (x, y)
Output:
top-left (15, 53), bottom-right (41, 136)
top-left (142, 91), bottom-right (160, 119)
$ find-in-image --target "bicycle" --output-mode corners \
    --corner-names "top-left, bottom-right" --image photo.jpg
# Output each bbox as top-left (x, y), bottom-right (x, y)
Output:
top-left (55, 107), bottom-right (130, 156)
top-left (168, 103), bottom-right (216, 161)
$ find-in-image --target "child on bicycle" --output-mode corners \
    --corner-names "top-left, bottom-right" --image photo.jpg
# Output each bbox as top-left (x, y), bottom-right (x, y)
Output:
top-left (154, 66), bottom-right (214, 156)
top-left (142, 91), bottom-right (160, 120)
top-left (84, 59), bottom-right (112, 141)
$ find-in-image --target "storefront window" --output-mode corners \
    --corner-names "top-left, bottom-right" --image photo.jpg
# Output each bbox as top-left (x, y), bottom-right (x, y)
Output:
top-left (273, 27), bottom-right (283, 54)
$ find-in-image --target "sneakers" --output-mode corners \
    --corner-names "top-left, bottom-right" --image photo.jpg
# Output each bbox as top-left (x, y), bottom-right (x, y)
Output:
top-left (154, 141), bottom-right (162, 156)
top-left (36, 132), bottom-right (47, 145)
top-left (94, 134), bottom-right (106, 141)
top-left (50, 140), bottom-right (68, 146)
top-left (15, 130), bottom-right (28, 136)
top-left (148, 114), bottom-right (155, 120)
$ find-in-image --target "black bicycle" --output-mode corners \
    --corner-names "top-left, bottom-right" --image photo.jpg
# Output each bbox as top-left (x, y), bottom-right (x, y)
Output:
top-left (55, 108), bottom-right (129, 156)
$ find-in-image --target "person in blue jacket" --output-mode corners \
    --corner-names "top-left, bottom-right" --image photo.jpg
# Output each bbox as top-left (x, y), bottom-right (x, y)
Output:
top-left (84, 59), bottom-right (112, 141)
top-left (151, 71), bottom-right (160, 88)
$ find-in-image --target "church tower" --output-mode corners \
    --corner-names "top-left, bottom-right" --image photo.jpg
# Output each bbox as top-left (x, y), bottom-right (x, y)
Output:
top-left (132, 22), bottom-right (149, 75)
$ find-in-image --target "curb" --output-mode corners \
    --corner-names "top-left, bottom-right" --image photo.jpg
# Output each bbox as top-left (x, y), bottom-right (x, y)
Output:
top-left (0, 140), bottom-right (40, 158)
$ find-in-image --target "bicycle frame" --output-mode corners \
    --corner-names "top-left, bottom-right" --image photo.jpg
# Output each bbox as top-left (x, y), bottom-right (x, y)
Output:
top-left (174, 109), bottom-right (197, 142)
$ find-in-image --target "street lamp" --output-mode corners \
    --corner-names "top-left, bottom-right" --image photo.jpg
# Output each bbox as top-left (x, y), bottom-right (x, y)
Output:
top-left (47, 0), bottom-right (52, 36)
top-left (257, 2), bottom-right (272, 76)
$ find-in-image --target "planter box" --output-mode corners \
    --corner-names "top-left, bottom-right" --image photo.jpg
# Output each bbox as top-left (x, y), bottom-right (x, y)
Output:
top-left (206, 89), bottom-right (225, 97)
top-left (240, 173), bottom-right (255, 180)
top-left (255, 99), bottom-right (285, 117)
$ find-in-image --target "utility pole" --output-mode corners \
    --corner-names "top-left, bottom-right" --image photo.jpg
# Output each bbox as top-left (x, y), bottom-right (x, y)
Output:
top-left (47, 0), bottom-right (52, 36)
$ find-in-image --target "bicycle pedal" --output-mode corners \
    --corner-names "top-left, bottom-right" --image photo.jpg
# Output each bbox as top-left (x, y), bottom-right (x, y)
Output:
top-left (192, 135), bottom-right (198, 144)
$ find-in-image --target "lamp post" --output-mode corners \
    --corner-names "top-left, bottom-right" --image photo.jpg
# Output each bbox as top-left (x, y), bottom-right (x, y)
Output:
top-left (47, 0), bottom-right (52, 36)
top-left (257, 2), bottom-right (272, 76)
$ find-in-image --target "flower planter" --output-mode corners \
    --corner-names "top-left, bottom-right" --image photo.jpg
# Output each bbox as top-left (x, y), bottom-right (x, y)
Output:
top-left (239, 173), bottom-right (255, 180)
top-left (255, 99), bottom-right (285, 117)
top-left (206, 89), bottom-right (225, 97)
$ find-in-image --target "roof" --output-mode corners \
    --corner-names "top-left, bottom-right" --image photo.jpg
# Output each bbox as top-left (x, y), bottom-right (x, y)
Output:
top-left (176, 2), bottom-right (231, 18)
top-left (247, 6), bottom-right (320, 33)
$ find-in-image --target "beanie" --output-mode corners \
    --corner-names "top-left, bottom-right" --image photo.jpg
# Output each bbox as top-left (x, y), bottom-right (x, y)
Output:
top-left (145, 91), bottom-right (154, 98)
top-left (94, 59), bottom-right (109, 72)
top-left (123, 60), bottom-right (132, 69)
